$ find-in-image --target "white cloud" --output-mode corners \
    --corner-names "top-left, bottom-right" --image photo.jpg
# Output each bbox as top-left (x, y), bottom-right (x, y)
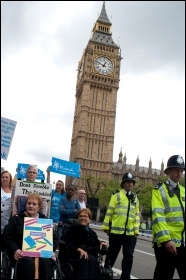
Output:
top-left (1, 1), bottom-right (185, 183)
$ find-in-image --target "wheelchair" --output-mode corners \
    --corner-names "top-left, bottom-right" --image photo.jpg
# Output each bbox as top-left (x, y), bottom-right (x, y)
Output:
top-left (1, 250), bottom-right (12, 279)
top-left (97, 247), bottom-right (113, 279)
top-left (58, 241), bottom-right (113, 279)
top-left (1, 250), bottom-right (64, 279)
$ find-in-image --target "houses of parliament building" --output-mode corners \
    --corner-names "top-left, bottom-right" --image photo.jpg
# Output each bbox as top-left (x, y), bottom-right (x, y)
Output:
top-left (112, 149), bottom-right (164, 185)
top-left (66, 2), bottom-right (164, 187)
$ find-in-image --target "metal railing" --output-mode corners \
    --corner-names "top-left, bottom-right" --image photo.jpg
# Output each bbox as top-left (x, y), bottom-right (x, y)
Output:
top-left (139, 228), bottom-right (152, 237)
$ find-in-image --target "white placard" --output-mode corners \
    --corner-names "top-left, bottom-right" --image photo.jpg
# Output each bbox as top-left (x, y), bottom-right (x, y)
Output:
top-left (15, 180), bottom-right (52, 199)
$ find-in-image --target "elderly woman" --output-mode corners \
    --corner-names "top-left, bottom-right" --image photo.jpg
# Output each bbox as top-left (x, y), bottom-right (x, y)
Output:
top-left (11, 165), bottom-right (48, 216)
top-left (64, 208), bottom-right (107, 279)
top-left (1, 170), bottom-right (13, 250)
top-left (4, 193), bottom-right (58, 279)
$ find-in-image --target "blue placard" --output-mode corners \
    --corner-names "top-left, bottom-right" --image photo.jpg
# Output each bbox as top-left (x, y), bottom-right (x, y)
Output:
top-left (17, 163), bottom-right (45, 180)
top-left (37, 169), bottom-right (45, 180)
top-left (1, 117), bottom-right (17, 160)
top-left (49, 157), bottom-right (81, 178)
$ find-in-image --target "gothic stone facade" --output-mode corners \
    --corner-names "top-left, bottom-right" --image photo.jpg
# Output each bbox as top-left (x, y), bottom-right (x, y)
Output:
top-left (112, 150), bottom-right (165, 185)
top-left (66, 3), bottom-right (164, 187)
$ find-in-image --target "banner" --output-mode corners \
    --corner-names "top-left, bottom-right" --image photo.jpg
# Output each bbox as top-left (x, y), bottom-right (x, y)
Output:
top-left (1, 117), bottom-right (17, 160)
top-left (49, 157), bottom-right (81, 178)
top-left (22, 217), bottom-right (53, 258)
top-left (17, 163), bottom-right (45, 180)
top-left (13, 180), bottom-right (52, 217)
top-left (14, 180), bottom-right (52, 199)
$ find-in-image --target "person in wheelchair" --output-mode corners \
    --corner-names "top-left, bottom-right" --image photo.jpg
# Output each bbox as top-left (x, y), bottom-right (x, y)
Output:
top-left (3, 193), bottom-right (59, 279)
top-left (61, 208), bottom-right (108, 279)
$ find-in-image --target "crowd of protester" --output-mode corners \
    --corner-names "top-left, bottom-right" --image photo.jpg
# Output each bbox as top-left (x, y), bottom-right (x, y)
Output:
top-left (1, 165), bottom-right (106, 279)
top-left (1, 154), bottom-right (185, 279)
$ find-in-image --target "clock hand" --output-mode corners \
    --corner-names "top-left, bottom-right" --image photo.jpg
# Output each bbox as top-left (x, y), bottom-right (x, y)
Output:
top-left (98, 62), bottom-right (104, 66)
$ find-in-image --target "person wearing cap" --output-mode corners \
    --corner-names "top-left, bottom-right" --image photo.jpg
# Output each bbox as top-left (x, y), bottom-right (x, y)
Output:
top-left (102, 172), bottom-right (140, 279)
top-left (152, 155), bottom-right (185, 279)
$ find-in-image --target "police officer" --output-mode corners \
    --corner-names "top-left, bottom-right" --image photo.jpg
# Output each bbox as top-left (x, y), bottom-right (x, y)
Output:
top-left (152, 155), bottom-right (185, 279)
top-left (102, 172), bottom-right (140, 279)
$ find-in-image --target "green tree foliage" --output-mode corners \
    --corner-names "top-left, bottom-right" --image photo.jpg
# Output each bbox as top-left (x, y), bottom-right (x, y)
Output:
top-left (132, 181), bottom-right (153, 213)
top-left (81, 173), bottom-right (185, 213)
top-left (157, 175), bottom-right (168, 184)
top-left (95, 179), bottom-right (120, 208)
top-left (156, 174), bottom-right (185, 187)
top-left (180, 176), bottom-right (185, 186)
top-left (81, 175), bottom-right (106, 197)
top-left (81, 175), bottom-right (120, 207)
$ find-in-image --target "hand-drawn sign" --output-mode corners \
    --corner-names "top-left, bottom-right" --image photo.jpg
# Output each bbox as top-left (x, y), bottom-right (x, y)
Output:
top-left (14, 180), bottom-right (52, 199)
top-left (22, 217), bottom-right (53, 258)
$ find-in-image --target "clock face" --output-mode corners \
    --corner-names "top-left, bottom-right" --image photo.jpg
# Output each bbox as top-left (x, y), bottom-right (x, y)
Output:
top-left (94, 56), bottom-right (113, 75)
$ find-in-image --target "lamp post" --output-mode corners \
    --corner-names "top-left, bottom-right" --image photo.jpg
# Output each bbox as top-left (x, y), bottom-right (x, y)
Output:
top-left (53, 181), bottom-right (55, 190)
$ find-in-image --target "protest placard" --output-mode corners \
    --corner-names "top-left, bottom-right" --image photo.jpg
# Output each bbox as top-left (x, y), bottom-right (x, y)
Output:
top-left (15, 180), bottom-right (52, 198)
top-left (16, 163), bottom-right (45, 180)
top-left (13, 180), bottom-right (52, 217)
top-left (49, 157), bottom-right (81, 178)
top-left (22, 217), bottom-right (53, 258)
top-left (1, 117), bottom-right (17, 160)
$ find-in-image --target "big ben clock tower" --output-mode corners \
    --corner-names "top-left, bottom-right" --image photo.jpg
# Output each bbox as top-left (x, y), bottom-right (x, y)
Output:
top-left (68, 1), bottom-right (122, 184)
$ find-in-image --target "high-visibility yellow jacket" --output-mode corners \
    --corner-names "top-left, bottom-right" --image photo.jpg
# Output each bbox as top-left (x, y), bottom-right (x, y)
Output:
top-left (152, 182), bottom-right (185, 247)
top-left (140, 222), bottom-right (146, 230)
top-left (102, 189), bottom-right (140, 235)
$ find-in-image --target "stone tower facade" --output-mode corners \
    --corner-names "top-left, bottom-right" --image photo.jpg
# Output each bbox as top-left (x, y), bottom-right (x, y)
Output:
top-left (66, 2), bottom-right (164, 188)
top-left (66, 2), bottom-right (122, 185)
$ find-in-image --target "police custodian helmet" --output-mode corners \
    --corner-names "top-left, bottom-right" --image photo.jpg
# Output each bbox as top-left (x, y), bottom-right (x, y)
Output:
top-left (164, 155), bottom-right (185, 174)
top-left (121, 172), bottom-right (136, 187)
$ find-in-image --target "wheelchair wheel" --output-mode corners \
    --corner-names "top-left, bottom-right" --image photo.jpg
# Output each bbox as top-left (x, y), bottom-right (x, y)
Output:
top-left (100, 265), bottom-right (113, 279)
top-left (52, 258), bottom-right (65, 279)
top-left (53, 267), bottom-right (57, 279)
top-left (1, 251), bottom-right (11, 279)
top-left (59, 262), bottom-right (73, 279)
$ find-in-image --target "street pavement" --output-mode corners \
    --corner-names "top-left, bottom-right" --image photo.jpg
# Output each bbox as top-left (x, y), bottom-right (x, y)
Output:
top-left (90, 222), bottom-right (152, 279)
top-left (90, 222), bottom-right (152, 242)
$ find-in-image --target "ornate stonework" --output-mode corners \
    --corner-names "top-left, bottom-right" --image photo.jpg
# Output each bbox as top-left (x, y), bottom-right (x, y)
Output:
top-left (66, 2), bottom-right (164, 187)
top-left (112, 149), bottom-right (164, 185)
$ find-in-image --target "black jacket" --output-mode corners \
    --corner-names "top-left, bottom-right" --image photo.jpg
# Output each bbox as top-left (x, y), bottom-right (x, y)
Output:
top-left (65, 223), bottom-right (101, 258)
top-left (4, 211), bottom-right (58, 260)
